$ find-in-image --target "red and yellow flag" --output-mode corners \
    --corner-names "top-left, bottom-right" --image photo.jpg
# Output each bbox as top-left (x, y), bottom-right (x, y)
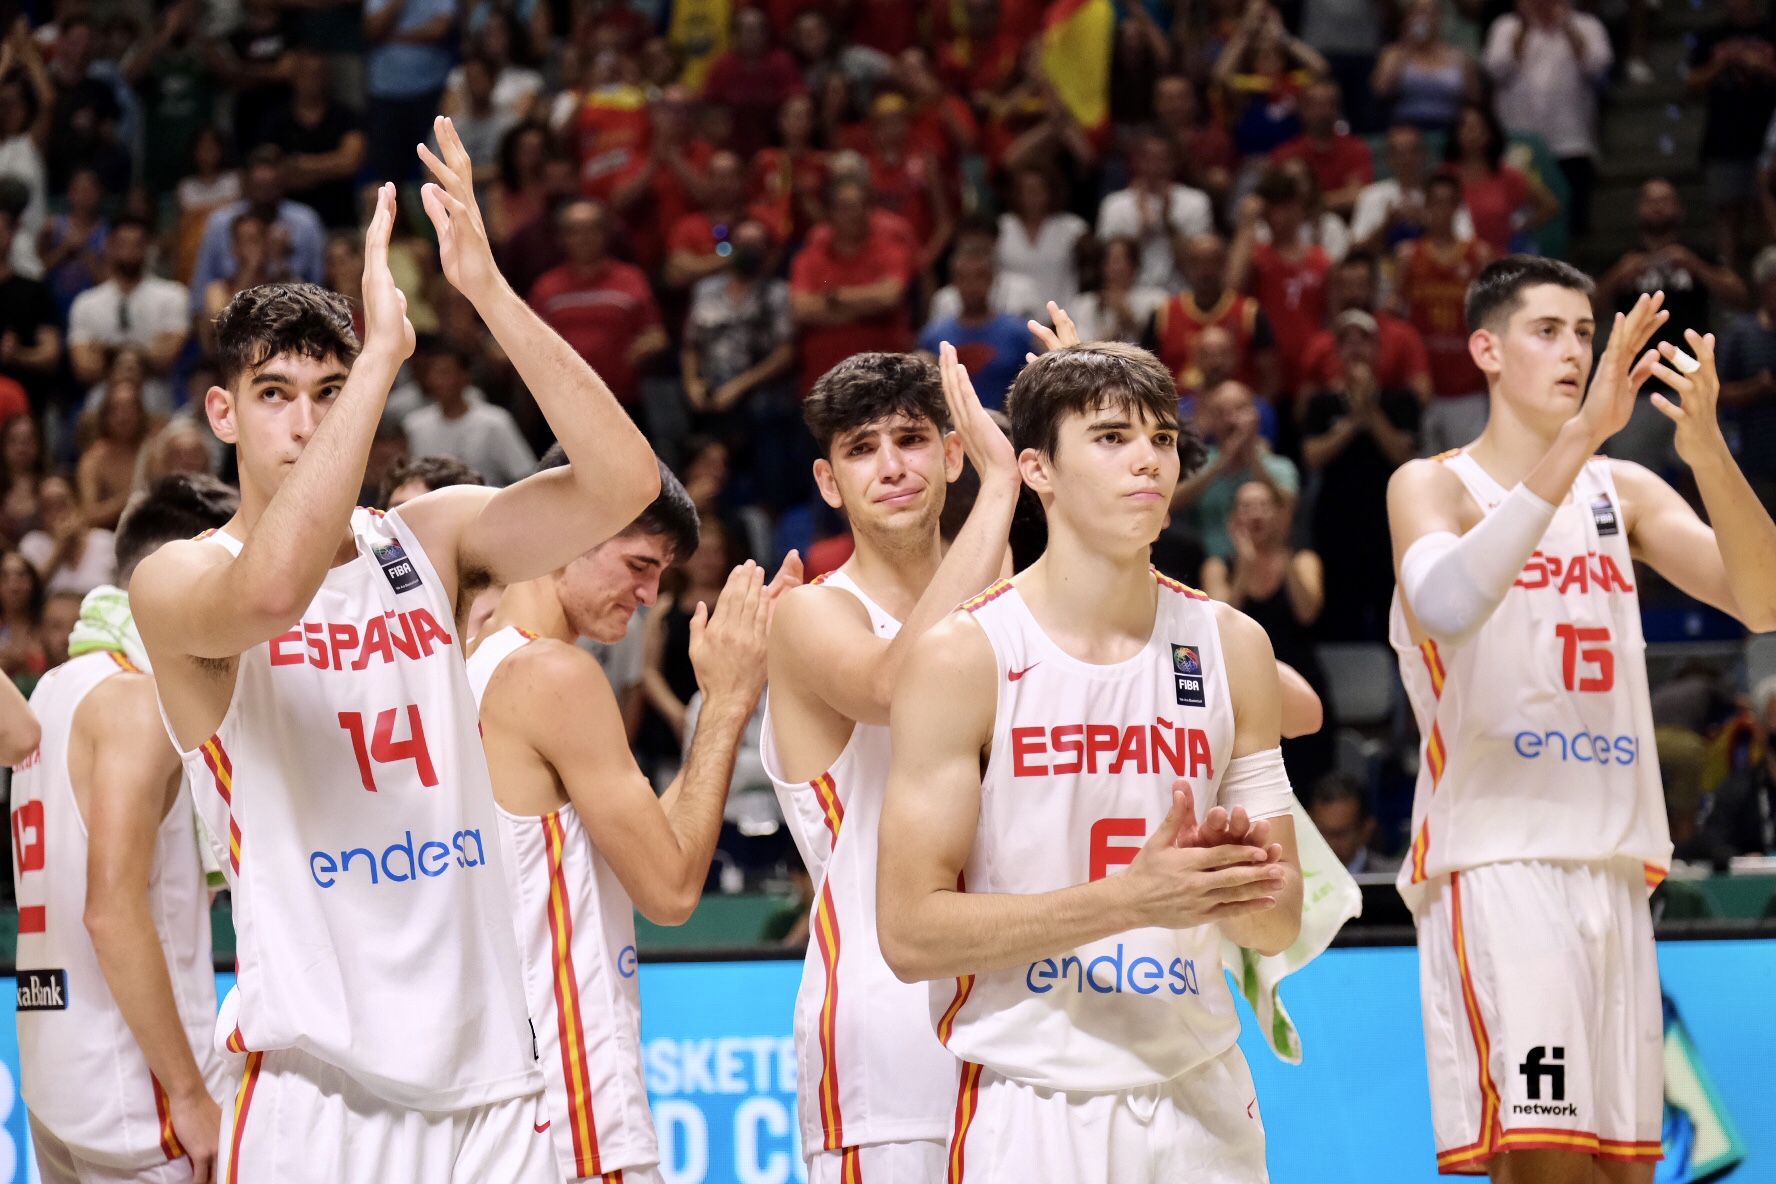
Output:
top-left (1041, 0), bottom-right (1115, 132)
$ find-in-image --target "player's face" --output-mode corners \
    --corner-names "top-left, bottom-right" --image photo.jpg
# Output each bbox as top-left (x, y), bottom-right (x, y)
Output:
top-left (208, 352), bottom-right (349, 499)
top-left (815, 413), bottom-right (961, 542)
top-left (556, 532), bottom-right (673, 643)
top-left (1027, 400), bottom-right (1181, 553)
top-left (1479, 284), bottom-right (1597, 425)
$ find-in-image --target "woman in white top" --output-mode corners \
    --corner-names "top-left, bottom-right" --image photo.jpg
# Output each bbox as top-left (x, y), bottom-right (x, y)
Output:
top-left (1068, 236), bottom-right (1169, 345)
top-left (996, 165), bottom-right (1089, 304)
top-left (18, 475), bottom-right (115, 599)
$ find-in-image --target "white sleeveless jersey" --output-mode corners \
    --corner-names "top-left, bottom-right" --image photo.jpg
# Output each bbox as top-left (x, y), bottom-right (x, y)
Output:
top-left (468, 626), bottom-right (660, 1178)
top-left (12, 651), bottom-right (231, 1168)
top-left (760, 568), bottom-right (958, 1152)
top-left (172, 508), bottom-right (541, 1110)
top-left (1390, 452), bottom-right (1672, 910)
top-left (937, 572), bottom-right (1241, 1092)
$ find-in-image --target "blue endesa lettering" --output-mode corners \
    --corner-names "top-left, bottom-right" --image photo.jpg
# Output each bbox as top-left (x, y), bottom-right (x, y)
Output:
top-left (617, 945), bottom-right (638, 978)
top-left (309, 829), bottom-right (487, 888)
top-left (1025, 945), bottom-right (1200, 996)
top-left (1511, 730), bottom-right (1638, 765)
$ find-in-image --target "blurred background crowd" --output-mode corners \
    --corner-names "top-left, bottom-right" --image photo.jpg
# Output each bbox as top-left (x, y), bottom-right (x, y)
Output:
top-left (1, 0), bottom-right (1775, 936)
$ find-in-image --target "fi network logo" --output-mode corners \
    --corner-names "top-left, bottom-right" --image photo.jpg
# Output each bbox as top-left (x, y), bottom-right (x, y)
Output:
top-left (1515, 1046), bottom-right (1578, 1117)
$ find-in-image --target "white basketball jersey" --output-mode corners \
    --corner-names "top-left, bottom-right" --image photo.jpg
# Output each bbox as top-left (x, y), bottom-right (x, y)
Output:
top-left (172, 508), bottom-right (541, 1110)
top-left (936, 571), bottom-right (1241, 1092)
top-left (1390, 452), bottom-right (1672, 910)
top-left (468, 626), bottom-right (660, 1179)
top-left (12, 651), bottom-right (230, 1169)
top-left (761, 568), bottom-right (958, 1152)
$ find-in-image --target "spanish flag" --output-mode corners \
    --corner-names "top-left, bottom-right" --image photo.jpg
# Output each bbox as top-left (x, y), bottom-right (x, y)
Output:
top-left (1040, 0), bottom-right (1115, 132)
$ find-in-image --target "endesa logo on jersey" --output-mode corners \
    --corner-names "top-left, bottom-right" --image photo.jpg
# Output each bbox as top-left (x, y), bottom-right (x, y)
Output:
top-left (269, 608), bottom-right (454, 672)
top-left (1026, 946), bottom-right (1202, 997)
top-left (1010, 718), bottom-right (1214, 780)
top-left (1512, 729), bottom-right (1638, 765)
top-left (1513, 550), bottom-right (1634, 596)
top-left (308, 827), bottom-right (488, 888)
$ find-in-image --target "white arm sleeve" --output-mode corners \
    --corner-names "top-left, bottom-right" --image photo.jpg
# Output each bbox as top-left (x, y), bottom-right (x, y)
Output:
top-left (1219, 747), bottom-right (1294, 821)
top-left (1399, 483), bottom-right (1556, 644)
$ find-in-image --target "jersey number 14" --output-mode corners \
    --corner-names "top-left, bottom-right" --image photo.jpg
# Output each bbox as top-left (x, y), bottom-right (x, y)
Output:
top-left (337, 706), bottom-right (439, 792)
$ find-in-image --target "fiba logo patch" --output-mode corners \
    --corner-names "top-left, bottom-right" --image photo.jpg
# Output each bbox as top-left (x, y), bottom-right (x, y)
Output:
top-left (1171, 644), bottom-right (1205, 708)
top-left (372, 540), bottom-right (422, 594)
top-left (1591, 495), bottom-right (1619, 537)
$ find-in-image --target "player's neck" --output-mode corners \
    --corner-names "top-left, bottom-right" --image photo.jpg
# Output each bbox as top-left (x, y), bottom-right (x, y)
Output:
top-left (1019, 530), bottom-right (1158, 646)
top-left (483, 579), bottom-right (571, 644)
top-left (1468, 393), bottom-right (1567, 490)
top-left (845, 527), bottom-right (944, 621)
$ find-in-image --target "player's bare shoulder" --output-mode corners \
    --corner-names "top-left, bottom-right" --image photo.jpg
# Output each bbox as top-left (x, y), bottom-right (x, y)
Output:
top-left (1386, 451), bottom-right (1482, 540)
top-left (127, 537), bottom-right (235, 674)
top-left (769, 579), bottom-right (875, 646)
top-left (901, 607), bottom-right (997, 708)
top-left (480, 635), bottom-right (614, 732)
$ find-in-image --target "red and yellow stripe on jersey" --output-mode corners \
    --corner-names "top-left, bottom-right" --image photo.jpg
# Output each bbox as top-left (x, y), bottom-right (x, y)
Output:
top-left (1409, 640), bottom-right (1448, 884)
top-left (809, 772), bottom-right (847, 1149)
top-left (108, 652), bottom-right (141, 674)
top-left (1434, 872), bottom-right (1504, 1173)
top-left (149, 1072), bottom-right (184, 1161)
top-left (542, 812), bottom-right (605, 1177)
top-left (1152, 568), bottom-right (1211, 600)
top-left (945, 1061), bottom-right (985, 1184)
top-left (198, 735), bottom-right (241, 874)
top-left (960, 580), bottom-right (1013, 615)
top-left (224, 1051), bottom-right (264, 1184)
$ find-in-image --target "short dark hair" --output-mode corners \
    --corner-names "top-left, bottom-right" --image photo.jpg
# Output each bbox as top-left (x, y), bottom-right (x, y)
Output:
top-left (1007, 342), bottom-right (1203, 470)
top-left (1424, 172), bottom-right (1462, 202)
top-left (536, 446), bottom-right (701, 561)
top-left (1253, 167), bottom-right (1302, 207)
top-left (1464, 255), bottom-right (1595, 334)
top-left (802, 352), bottom-right (949, 457)
top-left (1309, 771), bottom-right (1370, 817)
top-left (110, 214), bottom-right (152, 238)
top-left (213, 283), bottom-right (359, 388)
top-left (245, 144), bottom-right (284, 171)
top-left (116, 474), bottom-right (240, 582)
top-left (380, 455), bottom-right (486, 506)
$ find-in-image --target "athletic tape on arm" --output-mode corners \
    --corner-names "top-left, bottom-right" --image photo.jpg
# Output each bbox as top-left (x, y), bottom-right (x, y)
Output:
top-left (1399, 483), bottom-right (1556, 644)
top-left (1219, 747), bottom-right (1294, 821)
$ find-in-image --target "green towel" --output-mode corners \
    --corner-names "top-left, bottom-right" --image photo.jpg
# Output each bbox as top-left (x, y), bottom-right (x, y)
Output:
top-left (1220, 799), bottom-right (1363, 1064)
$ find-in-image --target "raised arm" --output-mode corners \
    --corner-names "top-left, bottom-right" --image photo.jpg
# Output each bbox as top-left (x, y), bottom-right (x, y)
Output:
top-left (0, 673), bottom-right (38, 765)
top-left (1619, 331), bottom-right (1776, 631)
top-left (131, 185), bottom-right (415, 661)
top-left (79, 677), bottom-right (219, 1182)
top-left (876, 614), bottom-right (1284, 982)
top-left (400, 117), bottom-right (660, 590)
top-left (512, 564), bottom-right (770, 924)
top-left (1390, 293), bottom-right (1667, 646)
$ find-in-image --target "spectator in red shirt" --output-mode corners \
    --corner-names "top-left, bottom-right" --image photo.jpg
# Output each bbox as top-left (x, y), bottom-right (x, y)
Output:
top-left (666, 150), bottom-right (787, 289)
top-left (570, 53), bottom-right (651, 204)
top-left (1297, 251), bottom-right (1434, 403)
top-left (527, 199), bottom-right (668, 413)
top-left (701, 8), bottom-right (804, 159)
top-left (752, 91), bottom-right (829, 243)
top-left (1270, 80), bottom-right (1374, 220)
top-left (1231, 168), bottom-right (1333, 403)
top-left (897, 47), bottom-right (982, 186)
top-left (789, 177), bottom-right (915, 394)
top-left (611, 86), bottom-right (716, 273)
top-left (864, 91), bottom-right (953, 273)
top-left (1145, 232), bottom-right (1281, 400)
top-left (1444, 101), bottom-right (1560, 254)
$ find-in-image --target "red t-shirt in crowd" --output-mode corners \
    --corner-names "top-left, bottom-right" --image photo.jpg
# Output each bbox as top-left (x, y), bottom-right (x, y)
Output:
top-left (667, 204), bottom-right (790, 258)
top-left (751, 148), bottom-right (828, 240)
top-left (789, 227), bottom-right (915, 393)
top-left (574, 86), bottom-right (651, 203)
top-left (626, 141), bottom-right (716, 273)
top-left (1459, 165), bottom-right (1531, 255)
top-left (1270, 133), bottom-right (1375, 197)
top-left (700, 49), bottom-right (804, 157)
top-left (1400, 237), bottom-right (1491, 398)
top-left (1250, 242), bottom-right (1332, 397)
top-left (1298, 313), bottom-right (1431, 392)
top-left (866, 148), bottom-right (943, 253)
top-left (527, 260), bottom-right (663, 405)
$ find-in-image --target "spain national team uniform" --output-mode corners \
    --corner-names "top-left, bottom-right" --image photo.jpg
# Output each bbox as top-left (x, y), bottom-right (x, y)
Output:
top-left (761, 569), bottom-right (960, 1182)
top-left (1400, 239), bottom-right (1489, 400)
top-left (1391, 452), bottom-right (1669, 1175)
top-left (468, 625), bottom-right (664, 1184)
top-left (169, 508), bottom-right (554, 1183)
top-left (1149, 292), bottom-right (1266, 393)
top-left (936, 571), bottom-right (1288, 1184)
top-left (13, 651), bottom-right (235, 1184)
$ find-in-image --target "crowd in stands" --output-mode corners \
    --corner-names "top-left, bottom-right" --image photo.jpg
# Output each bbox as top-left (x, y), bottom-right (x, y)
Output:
top-left (0, 0), bottom-right (1774, 893)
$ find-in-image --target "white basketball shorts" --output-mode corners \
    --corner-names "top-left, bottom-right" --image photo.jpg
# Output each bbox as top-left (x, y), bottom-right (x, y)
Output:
top-left (1415, 858), bottom-right (1663, 1175)
top-left (806, 1138), bottom-right (945, 1183)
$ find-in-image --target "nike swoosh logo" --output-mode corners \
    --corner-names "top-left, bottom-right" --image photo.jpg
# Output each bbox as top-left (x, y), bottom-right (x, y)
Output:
top-left (534, 1121), bottom-right (551, 1133)
top-left (1008, 663), bottom-right (1040, 681)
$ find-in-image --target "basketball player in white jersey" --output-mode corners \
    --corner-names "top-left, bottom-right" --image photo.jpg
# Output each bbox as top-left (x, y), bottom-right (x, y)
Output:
top-left (127, 120), bottom-right (661, 1182)
top-left (14, 474), bottom-right (239, 1184)
top-left (876, 341), bottom-right (1302, 1183)
top-left (468, 448), bottom-right (794, 1183)
top-left (1387, 258), bottom-right (1776, 1183)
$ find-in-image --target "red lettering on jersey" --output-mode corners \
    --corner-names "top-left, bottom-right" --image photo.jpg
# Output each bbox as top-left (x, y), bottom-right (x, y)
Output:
top-left (304, 622), bottom-right (328, 668)
top-left (1556, 557), bottom-right (1589, 594)
top-left (1089, 817), bottom-right (1145, 881)
top-left (1597, 554), bottom-right (1632, 592)
top-left (411, 609), bottom-right (452, 657)
top-left (1514, 550), bottom-right (1636, 595)
top-left (1011, 722), bottom-right (1214, 779)
top-left (354, 616), bottom-right (395, 669)
top-left (327, 623), bottom-right (360, 668)
top-left (270, 629), bottom-right (304, 666)
top-left (271, 609), bottom-right (458, 672)
top-left (390, 613), bottom-right (420, 660)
